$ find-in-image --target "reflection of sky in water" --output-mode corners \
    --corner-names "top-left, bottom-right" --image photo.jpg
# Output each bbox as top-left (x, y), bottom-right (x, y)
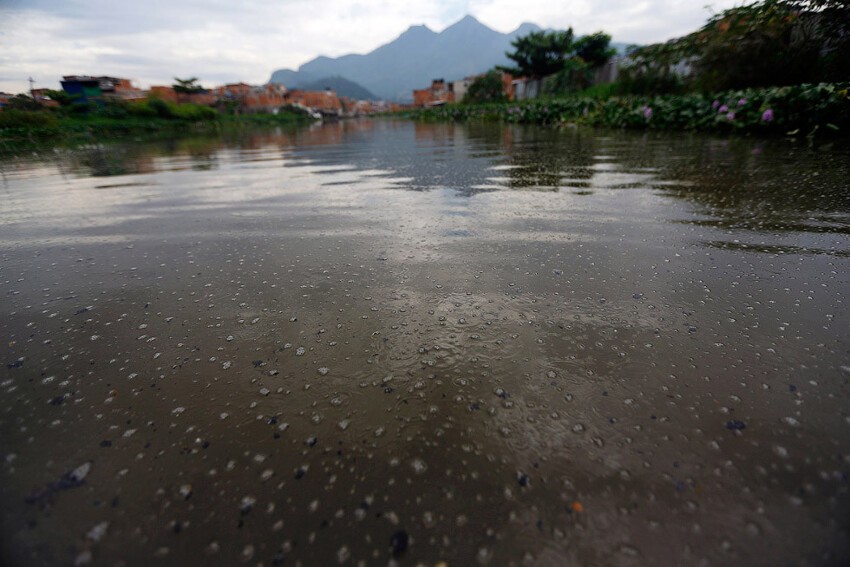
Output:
top-left (2, 121), bottom-right (849, 257)
top-left (1, 121), bottom-right (849, 566)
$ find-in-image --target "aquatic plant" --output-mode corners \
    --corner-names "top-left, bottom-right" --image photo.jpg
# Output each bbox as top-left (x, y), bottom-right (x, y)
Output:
top-left (405, 82), bottom-right (850, 137)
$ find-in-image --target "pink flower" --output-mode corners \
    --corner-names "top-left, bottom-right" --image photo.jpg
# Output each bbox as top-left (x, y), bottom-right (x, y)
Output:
top-left (718, 104), bottom-right (729, 113)
top-left (737, 98), bottom-right (747, 106)
top-left (712, 100), bottom-right (720, 110)
top-left (761, 108), bottom-right (774, 122)
top-left (643, 106), bottom-right (653, 120)
top-left (726, 111), bottom-right (735, 121)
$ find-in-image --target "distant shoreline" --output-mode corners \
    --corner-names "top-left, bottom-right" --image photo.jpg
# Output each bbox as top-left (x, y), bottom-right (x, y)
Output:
top-left (0, 108), bottom-right (316, 146)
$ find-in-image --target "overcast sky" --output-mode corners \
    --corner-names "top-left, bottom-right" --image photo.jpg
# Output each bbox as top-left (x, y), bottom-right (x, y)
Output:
top-left (0, 0), bottom-right (742, 94)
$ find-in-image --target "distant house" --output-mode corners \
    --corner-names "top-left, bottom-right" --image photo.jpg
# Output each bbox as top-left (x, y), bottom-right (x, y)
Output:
top-left (511, 77), bottom-right (541, 101)
top-left (60, 76), bottom-right (103, 104)
top-left (451, 77), bottom-right (475, 103)
top-left (148, 84), bottom-right (216, 106)
top-left (215, 83), bottom-right (253, 99)
top-left (213, 83), bottom-right (289, 113)
top-left (61, 75), bottom-right (145, 104)
top-left (0, 92), bottom-right (12, 111)
top-left (149, 86), bottom-right (179, 103)
top-left (286, 88), bottom-right (342, 116)
top-left (242, 84), bottom-right (288, 113)
top-left (30, 88), bottom-right (60, 108)
top-left (413, 79), bottom-right (455, 107)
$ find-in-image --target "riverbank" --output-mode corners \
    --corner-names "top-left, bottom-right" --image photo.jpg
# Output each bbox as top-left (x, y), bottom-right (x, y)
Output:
top-left (406, 83), bottom-right (850, 137)
top-left (0, 103), bottom-right (317, 148)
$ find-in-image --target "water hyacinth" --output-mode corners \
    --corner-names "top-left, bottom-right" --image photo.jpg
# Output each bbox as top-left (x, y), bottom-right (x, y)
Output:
top-left (407, 82), bottom-right (847, 135)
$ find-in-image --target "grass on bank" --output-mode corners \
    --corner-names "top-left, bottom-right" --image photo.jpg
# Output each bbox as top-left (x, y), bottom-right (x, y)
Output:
top-left (0, 98), bottom-right (317, 142)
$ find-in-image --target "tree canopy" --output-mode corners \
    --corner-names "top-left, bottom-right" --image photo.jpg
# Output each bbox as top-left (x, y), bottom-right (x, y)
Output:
top-left (499, 29), bottom-right (616, 94)
top-left (172, 77), bottom-right (205, 94)
top-left (574, 33), bottom-right (616, 69)
top-left (463, 71), bottom-right (508, 104)
top-left (499, 30), bottom-right (576, 80)
top-left (622, 0), bottom-right (850, 92)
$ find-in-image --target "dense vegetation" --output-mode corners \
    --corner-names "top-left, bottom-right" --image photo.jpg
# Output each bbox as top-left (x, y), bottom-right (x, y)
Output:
top-left (620, 0), bottom-right (850, 94)
top-left (0, 96), bottom-right (315, 141)
top-left (463, 71), bottom-right (509, 105)
top-left (425, 0), bottom-right (850, 136)
top-left (410, 83), bottom-right (850, 136)
top-left (495, 29), bottom-right (615, 97)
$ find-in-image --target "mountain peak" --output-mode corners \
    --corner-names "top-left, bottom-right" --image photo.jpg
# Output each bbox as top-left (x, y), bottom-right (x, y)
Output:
top-left (402, 23), bottom-right (435, 36)
top-left (269, 17), bottom-right (619, 101)
top-left (512, 22), bottom-right (542, 36)
top-left (444, 14), bottom-right (486, 32)
top-left (456, 14), bottom-right (481, 25)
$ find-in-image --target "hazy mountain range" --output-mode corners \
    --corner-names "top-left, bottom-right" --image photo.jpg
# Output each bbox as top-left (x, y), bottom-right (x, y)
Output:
top-left (269, 15), bottom-right (631, 102)
top-left (269, 15), bottom-right (541, 101)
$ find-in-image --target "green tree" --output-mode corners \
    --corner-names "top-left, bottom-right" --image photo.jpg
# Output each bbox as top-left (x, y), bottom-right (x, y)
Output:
top-left (172, 77), bottom-right (204, 94)
top-left (6, 94), bottom-right (43, 111)
top-left (557, 32), bottom-right (616, 92)
top-left (621, 0), bottom-right (850, 92)
top-left (499, 30), bottom-right (575, 93)
top-left (574, 32), bottom-right (616, 69)
top-left (463, 71), bottom-right (508, 104)
top-left (501, 29), bottom-right (617, 96)
top-left (42, 89), bottom-right (75, 107)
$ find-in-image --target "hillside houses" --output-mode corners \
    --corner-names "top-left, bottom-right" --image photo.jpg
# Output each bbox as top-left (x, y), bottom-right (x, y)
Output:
top-left (4, 73), bottom-right (402, 116)
top-left (60, 75), bottom-right (146, 104)
top-left (413, 79), bottom-right (455, 107)
top-left (413, 73), bottom-right (515, 107)
top-left (43, 75), bottom-right (385, 116)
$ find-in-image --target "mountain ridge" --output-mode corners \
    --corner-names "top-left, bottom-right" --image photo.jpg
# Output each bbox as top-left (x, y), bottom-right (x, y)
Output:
top-left (269, 15), bottom-right (632, 102)
top-left (269, 15), bottom-right (542, 102)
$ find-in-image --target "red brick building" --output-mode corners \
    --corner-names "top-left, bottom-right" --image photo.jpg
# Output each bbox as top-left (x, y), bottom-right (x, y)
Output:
top-left (413, 79), bottom-right (455, 107)
top-left (285, 89), bottom-right (342, 115)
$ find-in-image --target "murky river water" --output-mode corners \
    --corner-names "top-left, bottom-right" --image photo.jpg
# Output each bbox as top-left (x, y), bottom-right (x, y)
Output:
top-left (1, 120), bottom-right (849, 566)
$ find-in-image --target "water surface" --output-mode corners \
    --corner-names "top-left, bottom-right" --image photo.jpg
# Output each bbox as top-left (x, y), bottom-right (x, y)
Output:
top-left (1, 120), bottom-right (849, 566)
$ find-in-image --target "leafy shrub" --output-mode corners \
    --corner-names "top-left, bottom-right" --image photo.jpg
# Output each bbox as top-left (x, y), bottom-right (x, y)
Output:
top-left (0, 109), bottom-right (59, 130)
top-left (464, 71), bottom-right (509, 104)
top-left (124, 98), bottom-right (219, 121)
top-left (621, 0), bottom-right (850, 93)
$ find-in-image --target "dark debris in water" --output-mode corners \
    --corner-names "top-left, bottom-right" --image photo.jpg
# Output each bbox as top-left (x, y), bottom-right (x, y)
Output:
top-left (725, 420), bottom-right (747, 431)
top-left (25, 462), bottom-right (90, 507)
top-left (389, 529), bottom-right (409, 558)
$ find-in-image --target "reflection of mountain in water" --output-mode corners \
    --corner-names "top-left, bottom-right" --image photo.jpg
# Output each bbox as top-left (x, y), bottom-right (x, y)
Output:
top-left (41, 121), bottom-right (850, 255)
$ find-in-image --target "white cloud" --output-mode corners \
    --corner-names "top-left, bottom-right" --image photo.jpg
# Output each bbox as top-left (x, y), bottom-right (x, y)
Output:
top-left (0, 0), bottom-right (742, 93)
